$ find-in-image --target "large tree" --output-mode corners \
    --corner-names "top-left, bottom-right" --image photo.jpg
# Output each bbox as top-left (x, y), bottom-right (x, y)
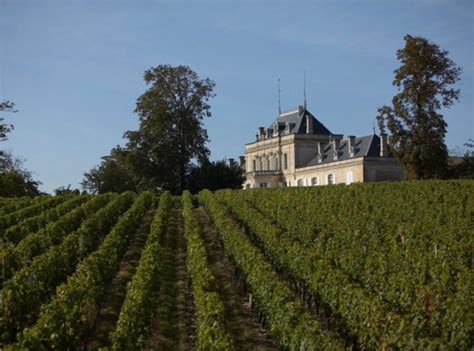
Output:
top-left (377, 35), bottom-right (461, 179)
top-left (126, 65), bottom-right (215, 193)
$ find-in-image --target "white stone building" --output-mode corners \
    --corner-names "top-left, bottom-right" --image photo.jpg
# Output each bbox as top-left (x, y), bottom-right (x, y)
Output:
top-left (242, 106), bottom-right (405, 188)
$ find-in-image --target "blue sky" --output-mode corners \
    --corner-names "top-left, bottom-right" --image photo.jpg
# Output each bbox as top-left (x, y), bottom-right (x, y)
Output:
top-left (1, 0), bottom-right (473, 193)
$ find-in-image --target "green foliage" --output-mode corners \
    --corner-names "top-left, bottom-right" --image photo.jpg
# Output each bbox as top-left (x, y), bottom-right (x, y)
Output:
top-left (0, 192), bottom-right (135, 344)
top-left (0, 195), bottom-right (69, 232)
top-left (53, 185), bottom-right (81, 196)
top-left (0, 104), bottom-right (42, 196)
top-left (0, 171), bottom-right (42, 197)
top-left (0, 197), bottom-right (41, 217)
top-left (17, 192), bottom-right (154, 350)
top-left (111, 191), bottom-right (172, 350)
top-left (0, 194), bottom-right (113, 286)
top-left (2, 195), bottom-right (88, 244)
top-left (81, 147), bottom-right (138, 194)
top-left (182, 191), bottom-right (234, 350)
top-left (0, 181), bottom-right (471, 348)
top-left (377, 35), bottom-right (462, 179)
top-left (188, 160), bottom-right (245, 193)
top-left (198, 190), bottom-right (343, 350)
top-left (450, 139), bottom-right (474, 179)
top-left (239, 180), bottom-right (473, 349)
top-left (128, 65), bottom-right (215, 193)
top-left (0, 101), bottom-right (16, 142)
top-left (82, 65), bottom-right (216, 194)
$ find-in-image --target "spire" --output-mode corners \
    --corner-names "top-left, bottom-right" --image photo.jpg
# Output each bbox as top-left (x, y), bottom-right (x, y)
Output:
top-left (278, 78), bottom-right (281, 116)
top-left (303, 69), bottom-right (307, 110)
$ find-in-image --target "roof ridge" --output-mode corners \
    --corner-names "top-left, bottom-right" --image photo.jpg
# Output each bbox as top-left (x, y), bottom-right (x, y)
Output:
top-left (279, 107), bottom-right (300, 117)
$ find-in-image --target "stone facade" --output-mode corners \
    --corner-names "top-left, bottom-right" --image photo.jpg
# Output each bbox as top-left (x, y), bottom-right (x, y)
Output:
top-left (243, 106), bottom-right (405, 188)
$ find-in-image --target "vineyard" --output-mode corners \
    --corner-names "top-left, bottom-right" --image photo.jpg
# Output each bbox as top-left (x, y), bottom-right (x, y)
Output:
top-left (0, 180), bottom-right (472, 350)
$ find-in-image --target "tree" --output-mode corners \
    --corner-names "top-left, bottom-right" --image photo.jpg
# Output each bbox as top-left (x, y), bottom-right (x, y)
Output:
top-left (377, 35), bottom-right (461, 179)
top-left (449, 139), bottom-right (474, 179)
top-left (0, 101), bottom-right (42, 197)
top-left (0, 101), bottom-right (16, 141)
top-left (187, 159), bottom-right (245, 193)
top-left (0, 151), bottom-right (42, 197)
top-left (126, 65), bottom-right (215, 193)
top-left (54, 185), bottom-right (81, 196)
top-left (81, 147), bottom-right (137, 194)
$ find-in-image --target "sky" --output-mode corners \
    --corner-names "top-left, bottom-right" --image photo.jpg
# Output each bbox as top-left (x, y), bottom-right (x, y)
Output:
top-left (1, 0), bottom-right (473, 193)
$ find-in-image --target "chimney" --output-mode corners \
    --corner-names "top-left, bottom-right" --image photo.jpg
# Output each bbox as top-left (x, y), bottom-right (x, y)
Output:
top-left (306, 115), bottom-right (313, 134)
top-left (380, 133), bottom-right (388, 157)
top-left (332, 138), bottom-right (340, 151)
top-left (239, 156), bottom-right (245, 167)
top-left (347, 136), bottom-right (356, 150)
top-left (258, 127), bottom-right (265, 139)
top-left (227, 158), bottom-right (235, 167)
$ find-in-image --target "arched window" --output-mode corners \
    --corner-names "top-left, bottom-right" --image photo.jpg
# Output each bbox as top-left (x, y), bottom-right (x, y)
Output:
top-left (297, 179), bottom-right (305, 187)
top-left (311, 177), bottom-right (319, 186)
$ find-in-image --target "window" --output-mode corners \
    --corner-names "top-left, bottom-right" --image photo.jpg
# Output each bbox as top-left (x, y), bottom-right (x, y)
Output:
top-left (346, 171), bottom-right (354, 185)
top-left (311, 177), bottom-right (319, 186)
top-left (267, 158), bottom-right (271, 170)
top-left (297, 179), bottom-right (305, 187)
top-left (284, 153), bottom-right (288, 169)
top-left (279, 181), bottom-right (287, 187)
top-left (349, 147), bottom-right (355, 158)
top-left (327, 174), bottom-right (335, 185)
top-left (272, 156), bottom-right (278, 170)
top-left (253, 159), bottom-right (256, 172)
top-left (259, 182), bottom-right (268, 188)
top-left (245, 184), bottom-right (251, 189)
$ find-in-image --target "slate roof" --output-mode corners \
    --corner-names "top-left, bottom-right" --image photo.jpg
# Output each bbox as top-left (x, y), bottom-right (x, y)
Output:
top-left (268, 106), bottom-right (332, 136)
top-left (305, 134), bottom-right (382, 167)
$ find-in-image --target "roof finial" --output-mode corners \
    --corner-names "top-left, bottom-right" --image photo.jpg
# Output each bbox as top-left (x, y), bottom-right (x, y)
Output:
top-left (278, 78), bottom-right (281, 116)
top-left (304, 69), bottom-right (307, 110)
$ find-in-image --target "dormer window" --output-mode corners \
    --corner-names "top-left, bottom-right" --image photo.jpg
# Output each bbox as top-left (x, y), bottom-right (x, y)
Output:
top-left (349, 146), bottom-right (355, 158)
top-left (333, 150), bottom-right (339, 161)
top-left (273, 124), bottom-right (279, 136)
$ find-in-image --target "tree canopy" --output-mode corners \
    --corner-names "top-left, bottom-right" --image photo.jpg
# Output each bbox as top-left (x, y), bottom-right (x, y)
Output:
top-left (81, 147), bottom-right (137, 194)
top-left (0, 151), bottom-right (42, 197)
top-left (377, 34), bottom-right (461, 179)
top-left (126, 64), bottom-right (215, 193)
top-left (82, 65), bottom-right (230, 194)
top-left (187, 159), bottom-right (245, 193)
top-left (0, 101), bottom-right (43, 197)
top-left (0, 101), bottom-right (16, 142)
